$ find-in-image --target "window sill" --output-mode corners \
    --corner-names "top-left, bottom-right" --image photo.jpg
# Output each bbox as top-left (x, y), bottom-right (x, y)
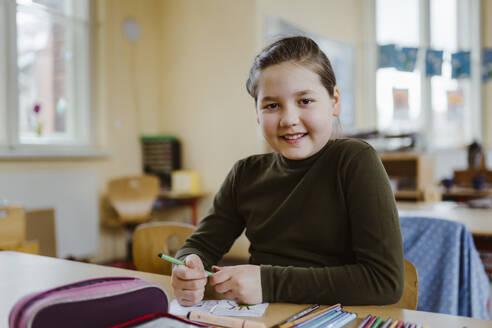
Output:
top-left (0, 147), bottom-right (110, 160)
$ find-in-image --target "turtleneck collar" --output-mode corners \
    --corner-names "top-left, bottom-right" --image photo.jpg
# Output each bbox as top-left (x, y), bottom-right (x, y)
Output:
top-left (275, 139), bottom-right (336, 170)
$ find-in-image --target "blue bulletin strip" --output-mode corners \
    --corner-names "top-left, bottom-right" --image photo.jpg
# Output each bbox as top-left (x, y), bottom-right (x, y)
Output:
top-left (378, 44), bottom-right (397, 68)
top-left (483, 48), bottom-right (492, 82)
top-left (425, 49), bottom-right (443, 76)
top-left (396, 47), bottom-right (418, 72)
top-left (451, 51), bottom-right (471, 79)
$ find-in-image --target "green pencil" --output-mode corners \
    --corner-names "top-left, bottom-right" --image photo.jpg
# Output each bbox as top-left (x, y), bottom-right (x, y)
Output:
top-left (371, 316), bottom-right (383, 328)
top-left (157, 253), bottom-right (213, 277)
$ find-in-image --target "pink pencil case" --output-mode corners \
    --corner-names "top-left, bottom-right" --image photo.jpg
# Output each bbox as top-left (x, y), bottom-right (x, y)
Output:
top-left (9, 276), bottom-right (169, 328)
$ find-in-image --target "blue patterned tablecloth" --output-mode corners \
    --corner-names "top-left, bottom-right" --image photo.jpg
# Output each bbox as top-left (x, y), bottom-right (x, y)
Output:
top-left (400, 216), bottom-right (490, 319)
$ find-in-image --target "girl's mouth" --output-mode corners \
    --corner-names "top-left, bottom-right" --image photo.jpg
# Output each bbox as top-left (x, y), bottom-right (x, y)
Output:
top-left (281, 133), bottom-right (308, 144)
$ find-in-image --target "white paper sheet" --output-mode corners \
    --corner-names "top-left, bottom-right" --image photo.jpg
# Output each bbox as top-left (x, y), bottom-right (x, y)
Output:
top-left (169, 299), bottom-right (269, 317)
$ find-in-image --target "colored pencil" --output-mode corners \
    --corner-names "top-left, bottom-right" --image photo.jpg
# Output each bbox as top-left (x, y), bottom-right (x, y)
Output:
top-left (325, 312), bottom-right (351, 328)
top-left (157, 253), bottom-right (213, 276)
top-left (380, 317), bottom-right (392, 328)
top-left (280, 304), bottom-right (341, 328)
top-left (370, 317), bottom-right (383, 328)
top-left (364, 316), bottom-right (377, 328)
top-left (388, 321), bottom-right (399, 328)
top-left (300, 310), bottom-right (343, 328)
top-left (332, 312), bottom-right (357, 328)
top-left (272, 305), bottom-right (320, 328)
top-left (357, 315), bottom-right (372, 328)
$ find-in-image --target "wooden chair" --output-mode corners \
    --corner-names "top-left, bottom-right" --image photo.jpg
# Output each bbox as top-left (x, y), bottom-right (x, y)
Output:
top-left (132, 221), bottom-right (195, 275)
top-left (105, 175), bottom-right (160, 261)
top-left (107, 175), bottom-right (160, 224)
top-left (390, 259), bottom-right (419, 310)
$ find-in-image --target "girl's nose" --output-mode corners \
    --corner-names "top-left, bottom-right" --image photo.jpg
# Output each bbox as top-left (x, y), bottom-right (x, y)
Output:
top-left (279, 105), bottom-right (300, 127)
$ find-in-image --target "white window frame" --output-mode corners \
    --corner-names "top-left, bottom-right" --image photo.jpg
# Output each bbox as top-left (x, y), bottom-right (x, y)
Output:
top-left (365, 0), bottom-right (482, 150)
top-left (0, 0), bottom-right (104, 158)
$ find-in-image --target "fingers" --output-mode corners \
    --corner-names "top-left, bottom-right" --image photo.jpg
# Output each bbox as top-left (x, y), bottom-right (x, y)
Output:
top-left (209, 268), bottom-right (231, 286)
top-left (213, 279), bottom-right (234, 294)
top-left (177, 295), bottom-right (202, 306)
top-left (222, 290), bottom-right (237, 302)
top-left (176, 289), bottom-right (205, 306)
top-left (185, 254), bottom-right (204, 270)
top-left (173, 264), bottom-right (208, 280)
top-left (172, 271), bottom-right (208, 291)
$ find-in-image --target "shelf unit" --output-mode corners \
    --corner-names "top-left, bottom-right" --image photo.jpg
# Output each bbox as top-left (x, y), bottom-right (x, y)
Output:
top-left (380, 152), bottom-right (435, 201)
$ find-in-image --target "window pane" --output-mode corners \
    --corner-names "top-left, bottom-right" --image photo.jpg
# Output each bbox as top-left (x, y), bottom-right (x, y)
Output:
top-left (376, 0), bottom-right (419, 46)
top-left (16, 9), bottom-right (74, 143)
top-left (430, 0), bottom-right (469, 148)
top-left (16, 0), bottom-right (88, 20)
top-left (376, 69), bottom-right (422, 133)
top-left (376, 0), bottom-right (421, 134)
top-left (430, 0), bottom-right (457, 51)
top-left (0, 0), bottom-right (8, 145)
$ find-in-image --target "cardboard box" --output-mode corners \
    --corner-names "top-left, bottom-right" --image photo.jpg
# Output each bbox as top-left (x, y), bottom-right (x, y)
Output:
top-left (25, 208), bottom-right (57, 257)
top-left (0, 206), bottom-right (26, 248)
top-left (171, 170), bottom-right (200, 193)
top-left (0, 240), bottom-right (39, 254)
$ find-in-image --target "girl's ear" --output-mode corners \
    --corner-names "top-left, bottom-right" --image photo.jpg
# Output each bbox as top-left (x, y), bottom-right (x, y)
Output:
top-left (332, 86), bottom-right (341, 117)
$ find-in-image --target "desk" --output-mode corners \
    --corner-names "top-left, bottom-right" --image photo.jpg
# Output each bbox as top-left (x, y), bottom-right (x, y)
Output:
top-left (1, 252), bottom-right (490, 327)
top-left (441, 186), bottom-right (492, 202)
top-left (157, 191), bottom-right (207, 226)
top-left (397, 201), bottom-right (492, 236)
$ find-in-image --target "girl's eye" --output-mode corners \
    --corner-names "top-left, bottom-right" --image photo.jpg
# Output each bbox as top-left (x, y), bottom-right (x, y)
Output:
top-left (300, 98), bottom-right (313, 105)
top-left (264, 103), bottom-right (279, 110)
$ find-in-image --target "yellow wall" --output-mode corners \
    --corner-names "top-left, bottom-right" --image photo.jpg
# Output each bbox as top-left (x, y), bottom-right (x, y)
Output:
top-left (159, 0), bottom-right (264, 217)
top-left (95, 0), bottom-right (162, 177)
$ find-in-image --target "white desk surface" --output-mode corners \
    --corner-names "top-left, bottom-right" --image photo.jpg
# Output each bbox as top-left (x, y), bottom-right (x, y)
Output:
top-left (1, 252), bottom-right (491, 327)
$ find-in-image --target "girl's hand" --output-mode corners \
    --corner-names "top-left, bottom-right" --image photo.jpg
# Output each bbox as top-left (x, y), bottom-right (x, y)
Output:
top-left (209, 264), bottom-right (262, 304)
top-left (171, 254), bottom-right (208, 306)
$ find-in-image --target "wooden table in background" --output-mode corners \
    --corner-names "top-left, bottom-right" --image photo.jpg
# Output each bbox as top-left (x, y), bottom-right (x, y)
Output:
top-left (1, 252), bottom-right (490, 328)
top-left (157, 191), bottom-right (208, 226)
top-left (397, 201), bottom-right (492, 236)
top-left (441, 186), bottom-right (492, 202)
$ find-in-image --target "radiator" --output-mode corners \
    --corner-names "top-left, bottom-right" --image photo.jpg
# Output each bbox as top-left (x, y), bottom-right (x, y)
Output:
top-left (0, 169), bottom-right (99, 258)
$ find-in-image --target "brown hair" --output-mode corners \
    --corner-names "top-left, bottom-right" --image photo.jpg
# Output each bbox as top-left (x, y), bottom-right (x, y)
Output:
top-left (246, 36), bottom-right (337, 102)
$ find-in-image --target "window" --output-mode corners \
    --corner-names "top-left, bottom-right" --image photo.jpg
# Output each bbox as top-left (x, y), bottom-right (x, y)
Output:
top-left (375, 0), bottom-right (481, 149)
top-left (0, 0), bottom-right (94, 156)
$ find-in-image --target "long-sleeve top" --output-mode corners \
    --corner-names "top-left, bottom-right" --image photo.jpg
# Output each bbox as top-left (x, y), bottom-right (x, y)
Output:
top-left (176, 138), bottom-right (404, 305)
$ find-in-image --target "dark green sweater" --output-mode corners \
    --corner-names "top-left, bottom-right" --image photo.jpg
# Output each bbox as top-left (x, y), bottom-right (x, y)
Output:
top-left (176, 138), bottom-right (404, 305)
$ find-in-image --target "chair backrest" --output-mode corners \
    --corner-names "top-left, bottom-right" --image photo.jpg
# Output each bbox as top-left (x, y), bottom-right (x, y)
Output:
top-left (400, 216), bottom-right (490, 318)
top-left (132, 221), bottom-right (196, 275)
top-left (390, 259), bottom-right (419, 310)
top-left (107, 175), bottom-right (160, 222)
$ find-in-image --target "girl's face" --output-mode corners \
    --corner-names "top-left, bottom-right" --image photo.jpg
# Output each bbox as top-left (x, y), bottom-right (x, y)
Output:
top-left (256, 61), bottom-right (340, 160)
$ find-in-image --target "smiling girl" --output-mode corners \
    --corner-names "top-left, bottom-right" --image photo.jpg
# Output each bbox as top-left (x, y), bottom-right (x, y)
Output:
top-left (172, 36), bottom-right (404, 306)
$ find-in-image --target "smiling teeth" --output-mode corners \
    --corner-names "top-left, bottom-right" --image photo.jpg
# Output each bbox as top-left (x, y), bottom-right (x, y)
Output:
top-left (284, 134), bottom-right (305, 140)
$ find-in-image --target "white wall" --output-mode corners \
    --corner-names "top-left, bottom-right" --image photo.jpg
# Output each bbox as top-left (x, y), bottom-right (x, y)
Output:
top-left (0, 169), bottom-right (99, 258)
